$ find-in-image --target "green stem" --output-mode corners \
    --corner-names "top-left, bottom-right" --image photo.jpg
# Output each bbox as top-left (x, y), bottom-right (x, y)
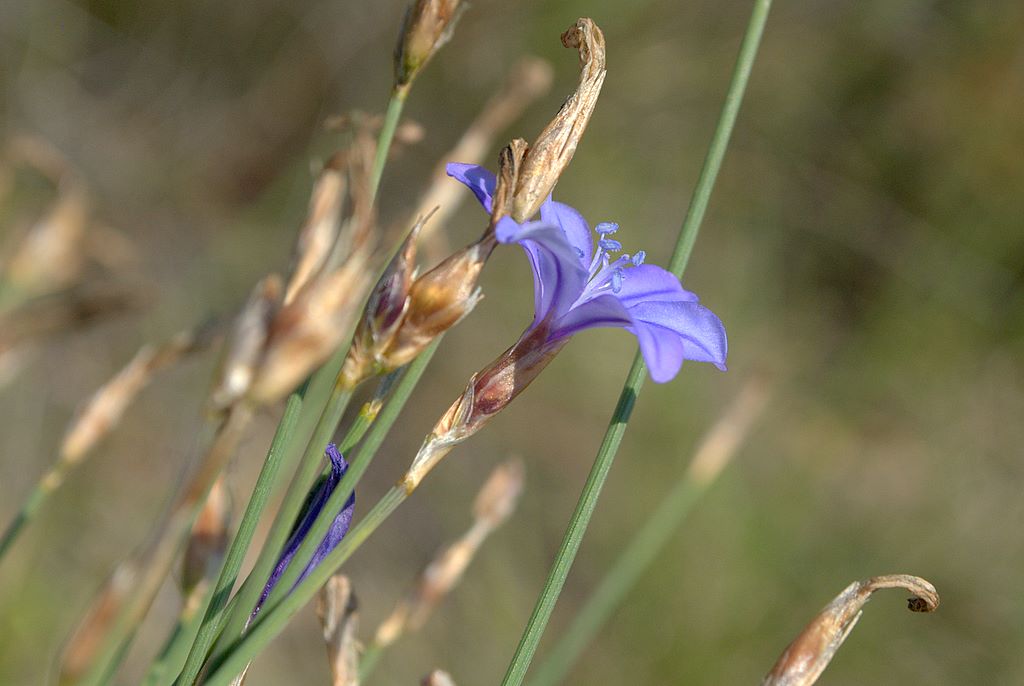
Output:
top-left (369, 89), bottom-right (408, 201)
top-left (202, 487), bottom-right (407, 686)
top-left (500, 3), bottom-right (772, 684)
top-left (0, 462), bottom-right (63, 562)
top-left (142, 584), bottom-right (216, 686)
top-left (198, 338), bottom-right (440, 684)
top-left (187, 385), bottom-right (354, 683)
top-left (171, 390), bottom-right (305, 686)
top-left (357, 643), bottom-right (384, 680)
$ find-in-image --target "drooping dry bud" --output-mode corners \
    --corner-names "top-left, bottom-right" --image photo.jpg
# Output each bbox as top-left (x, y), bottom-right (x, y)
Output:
top-left (181, 478), bottom-right (232, 595)
top-left (489, 139), bottom-right (529, 227)
top-left (59, 562), bottom-right (138, 684)
top-left (209, 275), bottom-right (282, 411)
top-left (511, 18), bottom-right (606, 222)
top-left (284, 154), bottom-right (348, 304)
top-left (341, 218), bottom-right (423, 388)
top-left (6, 183), bottom-right (89, 296)
top-left (762, 575), bottom-right (939, 686)
top-left (317, 575), bottom-right (360, 686)
top-left (379, 238), bottom-right (490, 370)
top-left (249, 254), bottom-right (371, 404)
top-left (394, 0), bottom-right (466, 91)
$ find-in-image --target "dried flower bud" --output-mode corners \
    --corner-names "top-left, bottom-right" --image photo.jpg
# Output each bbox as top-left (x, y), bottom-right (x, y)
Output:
top-left (762, 575), bottom-right (939, 686)
top-left (489, 139), bottom-right (529, 227)
top-left (402, 327), bottom-right (564, 493)
top-left (249, 255), bottom-right (371, 404)
top-left (379, 238), bottom-right (490, 370)
top-left (210, 275), bottom-right (282, 411)
top-left (181, 478), bottom-right (232, 595)
top-left (422, 670), bottom-right (457, 686)
top-left (284, 155), bottom-right (348, 304)
top-left (394, 0), bottom-right (466, 90)
top-left (341, 218), bottom-right (423, 388)
top-left (59, 562), bottom-right (138, 684)
top-left (317, 575), bottom-right (360, 686)
top-left (511, 18), bottom-right (606, 222)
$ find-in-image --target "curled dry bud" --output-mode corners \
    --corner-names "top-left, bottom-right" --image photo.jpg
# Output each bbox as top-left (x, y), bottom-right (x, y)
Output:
top-left (394, 0), bottom-right (466, 90)
top-left (762, 574), bottom-right (940, 686)
top-left (317, 575), bottom-right (360, 686)
top-left (181, 478), bottom-right (232, 595)
top-left (511, 18), bottom-right (607, 222)
top-left (210, 275), bottom-right (282, 412)
top-left (284, 154), bottom-right (348, 305)
top-left (249, 253), bottom-right (371, 404)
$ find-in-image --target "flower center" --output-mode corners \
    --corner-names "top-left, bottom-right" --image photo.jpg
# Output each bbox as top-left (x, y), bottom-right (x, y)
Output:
top-left (585, 222), bottom-right (645, 295)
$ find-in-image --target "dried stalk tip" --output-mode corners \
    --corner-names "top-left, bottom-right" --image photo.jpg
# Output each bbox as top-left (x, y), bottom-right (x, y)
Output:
top-left (761, 574), bottom-right (940, 686)
top-left (284, 154), bottom-right (348, 304)
top-left (394, 0), bottom-right (466, 90)
top-left (422, 670), bottom-right (457, 686)
top-left (249, 253), bottom-right (371, 404)
top-left (59, 562), bottom-right (138, 684)
top-left (317, 575), bottom-right (360, 686)
top-left (181, 478), bottom-right (232, 595)
top-left (511, 18), bottom-right (606, 222)
top-left (210, 275), bottom-right (282, 412)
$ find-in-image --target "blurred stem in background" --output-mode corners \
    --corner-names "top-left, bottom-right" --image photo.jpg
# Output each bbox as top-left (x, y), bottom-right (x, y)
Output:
top-left (528, 378), bottom-right (770, 686)
top-left (499, 1), bottom-right (773, 684)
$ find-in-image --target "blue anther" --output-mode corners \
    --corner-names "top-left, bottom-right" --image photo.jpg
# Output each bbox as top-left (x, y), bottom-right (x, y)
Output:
top-left (631, 250), bottom-right (646, 266)
top-left (574, 246), bottom-right (585, 259)
top-left (598, 238), bottom-right (622, 252)
top-left (596, 222), bottom-right (619, 235)
top-left (611, 269), bottom-right (623, 293)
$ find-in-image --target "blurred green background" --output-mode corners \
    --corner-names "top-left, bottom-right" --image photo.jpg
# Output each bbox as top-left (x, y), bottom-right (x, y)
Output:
top-left (2, 0), bottom-right (1023, 684)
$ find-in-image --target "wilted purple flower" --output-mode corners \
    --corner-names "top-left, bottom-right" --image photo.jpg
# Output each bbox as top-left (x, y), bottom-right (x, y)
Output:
top-left (252, 443), bottom-right (355, 619)
top-left (447, 163), bottom-right (727, 382)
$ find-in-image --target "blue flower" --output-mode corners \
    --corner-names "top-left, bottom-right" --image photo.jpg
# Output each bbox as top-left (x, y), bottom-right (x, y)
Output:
top-left (447, 163), bottom-right (727, 382)
top-left (252, 443), bottom-right (355, 618)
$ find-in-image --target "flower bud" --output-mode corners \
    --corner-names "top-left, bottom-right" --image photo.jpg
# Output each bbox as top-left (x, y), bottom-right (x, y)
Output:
top-left (284, 154), bottom-right (348, 304)
top-left (394, 0), bottom-right (466, 90)
top-left (60, 562), bottom-right (138, 683)
top-left (511, 18), bottom-right (606, 222)
top-left (317, 575), bottom-right (360, 686)
top-left (181, 478), bottom-right (232, 596)
top-left (341, 218), bottom-right (423, 388)
top-left (379, 238), bottom-right (489, 370)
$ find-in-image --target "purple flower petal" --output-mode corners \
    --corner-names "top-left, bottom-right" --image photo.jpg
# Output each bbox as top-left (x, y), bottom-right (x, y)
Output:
top-left (614, 265), bottom-right (699, 307)
top-left (548, 293), bottom-right (632, 340)
top-left (252, 444), bottom-right (355, 619)
top-left (627, 300), bottom-right (728, 371)
top-left (630, 319), bottom-right (688, 383)
top-left (446, 163), bottom-right (496, 214)
top-left (496, 217), bottom-right (589, 327)
top-left (541, 200), bottom-right (593, 268)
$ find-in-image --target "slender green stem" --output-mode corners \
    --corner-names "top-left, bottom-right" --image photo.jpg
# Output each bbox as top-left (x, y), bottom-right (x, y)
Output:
top-left (357, 643), bottom-right (384, 680)
top-left (369, 89), bottom-right (408, 201)
top-left (198, 338), bottom-right (441, 684)
top-left (500, 4), bottom-right (772, 684)
top-left (527, 379), bottom-right (767, 686)
top-left (185, 385), bottom-right (353, 683)
top-left (0, 463), bottom-right (61, 562)
top-left (171, 390), bottom-right (305, 686)
top-left (202, 487), bottom-right (407, 686)
top-left (143, 584), bottom-right (216, 686)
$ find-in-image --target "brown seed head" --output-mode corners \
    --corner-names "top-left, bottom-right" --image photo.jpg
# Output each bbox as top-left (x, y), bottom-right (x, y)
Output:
top-left (59, 562), bottom-right (138, 683)
top-left (422, 670), bottom-right (457, 686)
top-left (394, 0), bottom-right (466, 89)
top-left (473, 457), bottom-right (525, 529)
top-left (284, 155), bottom-right (348, 304)
top-left (317, 575), bottom-right (360, 686)
top-left (511, 18), bottom-right (606, 222)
